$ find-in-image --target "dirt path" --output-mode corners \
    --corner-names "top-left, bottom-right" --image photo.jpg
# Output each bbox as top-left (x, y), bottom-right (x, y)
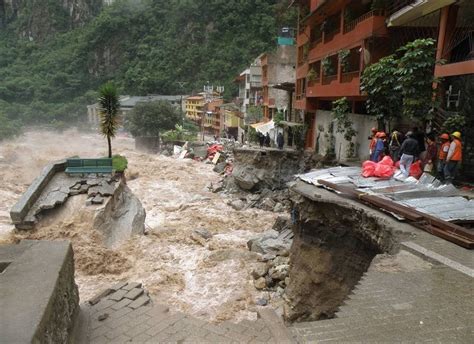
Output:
top-left (0, 129), bottom-right (277, 322)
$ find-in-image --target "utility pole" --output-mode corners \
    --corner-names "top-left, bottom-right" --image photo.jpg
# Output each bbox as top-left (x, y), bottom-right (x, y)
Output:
top-left (177, 81), bottom-right (186, 126)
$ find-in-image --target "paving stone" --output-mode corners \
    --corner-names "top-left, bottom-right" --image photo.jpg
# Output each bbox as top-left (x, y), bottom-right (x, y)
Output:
top-left (110, 281), bottom-right (128, 291)
top-left (111, 297), bottom-right (133, 311)
top-left (122, 282), bottom-right (142, 291)
top-left (89, 288), bottom-right (114, 305)
top-left (108, 289), bottom-right (128, 301)
top-left (128, 295), bottom-right (151, 309)
top-left (94, 299), bottom-right (115, 312)
top-left (124, 287), bottom-right (144, 300)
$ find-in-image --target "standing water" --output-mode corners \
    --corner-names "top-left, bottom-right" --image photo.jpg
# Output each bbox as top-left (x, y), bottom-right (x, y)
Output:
top-left (0, 129), bottom-right (278, 322)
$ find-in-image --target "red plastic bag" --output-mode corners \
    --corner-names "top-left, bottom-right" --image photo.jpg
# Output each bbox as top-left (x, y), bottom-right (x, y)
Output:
top-left (374, 164), bottom-right (395, 178)
top-left (409, 161), bottom-right (423, 179)
top-left (362, 160), bottom-right (377, 178)
top-left (379, 156), bottom-right (394, 166)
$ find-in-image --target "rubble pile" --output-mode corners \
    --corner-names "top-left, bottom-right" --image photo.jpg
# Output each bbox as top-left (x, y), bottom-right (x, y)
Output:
top-left (247, 216), bottom-right (294, 295)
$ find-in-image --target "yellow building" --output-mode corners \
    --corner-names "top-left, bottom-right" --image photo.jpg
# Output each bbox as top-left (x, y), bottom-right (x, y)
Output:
top-left (185, 96), bottom-right (205, 123)
top-left (224, 109), bottom-right (243, 128)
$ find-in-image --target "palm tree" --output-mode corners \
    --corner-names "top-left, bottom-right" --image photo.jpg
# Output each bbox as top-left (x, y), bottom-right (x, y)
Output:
top-left (98, 82), bottom-right (120, 158)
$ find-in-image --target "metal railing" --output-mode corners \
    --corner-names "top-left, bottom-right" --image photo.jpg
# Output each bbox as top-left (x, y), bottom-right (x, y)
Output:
top-left (343, 9), bottom-right (386, 34)
top-left (341, 70), bottom-right (360, 83)
top-left (322, 75), bottom-right (337, 85)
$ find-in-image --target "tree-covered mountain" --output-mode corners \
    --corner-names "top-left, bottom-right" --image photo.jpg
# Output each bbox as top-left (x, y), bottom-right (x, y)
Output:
top-left (0, 0), bottom-right (295, 129)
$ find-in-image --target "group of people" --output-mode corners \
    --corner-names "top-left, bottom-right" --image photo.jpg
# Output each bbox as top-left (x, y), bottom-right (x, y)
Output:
top-left (369, 127), bottom-right (463, 182)
top-left (257, 131), bottom-right (285, 150)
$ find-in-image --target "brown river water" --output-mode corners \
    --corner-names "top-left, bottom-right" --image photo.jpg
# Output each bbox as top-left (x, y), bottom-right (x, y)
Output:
top-left (0, 129), bottom-right (278, 322)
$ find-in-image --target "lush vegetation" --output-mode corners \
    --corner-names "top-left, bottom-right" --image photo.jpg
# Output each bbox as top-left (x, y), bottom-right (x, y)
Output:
top-left (332, 97), bottom-right (357, 158)
top-left (125, 101), bottom-right (181, 138)
top-left (361, 39), bottom-right (440, 126)
top-left (0, 0), bottom-right (295, 130)
top-left (112, 154), bottom-right (128, 172)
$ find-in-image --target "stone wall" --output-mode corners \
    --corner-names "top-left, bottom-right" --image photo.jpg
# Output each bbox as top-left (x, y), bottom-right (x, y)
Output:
top-left (0, 240), bottom-right (79, 343)
top-left (10, 159), bottom-right (66, 225)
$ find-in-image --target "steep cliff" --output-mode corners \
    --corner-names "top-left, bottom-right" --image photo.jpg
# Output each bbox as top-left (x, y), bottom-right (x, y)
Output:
top-left (0, 0), bottom-right (102, 39)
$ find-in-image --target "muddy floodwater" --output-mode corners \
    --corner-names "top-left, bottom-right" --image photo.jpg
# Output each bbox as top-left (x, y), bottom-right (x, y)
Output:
top-left (0, 130), bottom-right (278, 322)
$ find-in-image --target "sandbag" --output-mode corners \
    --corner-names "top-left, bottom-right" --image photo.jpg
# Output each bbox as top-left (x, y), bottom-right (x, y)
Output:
top-left (409, 161), bottom-right (423, 179)
top-left (379, 156), bottom-right (394, 166)
top-left (362, 160), bottom-right (377, 178)
top-left (374, 163), bottom-right (395, 178)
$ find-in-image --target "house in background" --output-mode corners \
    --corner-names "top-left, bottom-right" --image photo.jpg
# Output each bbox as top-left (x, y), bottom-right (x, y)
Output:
top-left (261, 39), bottom-right (297, 122)
top-left (235, 57), bottom-right (263, 124)
top-left (185, 95), bottom-right (205, 124)
top-left (203, 98), bottom-right (224, 138)
top-left (87, 95), bottom-right (186, 124)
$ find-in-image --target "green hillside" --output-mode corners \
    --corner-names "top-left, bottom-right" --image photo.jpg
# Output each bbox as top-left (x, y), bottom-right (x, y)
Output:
top-left (0, 0), bottom-right (295, 131)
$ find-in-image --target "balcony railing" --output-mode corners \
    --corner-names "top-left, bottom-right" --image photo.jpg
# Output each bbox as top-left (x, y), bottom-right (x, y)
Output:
top-left (341, 70), bottom-right (360, 83)
top-left (322, 74), bottom-right (337, 85)
top-left (343, 9), bottom-right (385, 34)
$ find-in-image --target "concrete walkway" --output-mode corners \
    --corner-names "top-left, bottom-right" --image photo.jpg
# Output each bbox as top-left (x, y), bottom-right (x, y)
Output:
top-left (290, 231), bottom-right (474, 343)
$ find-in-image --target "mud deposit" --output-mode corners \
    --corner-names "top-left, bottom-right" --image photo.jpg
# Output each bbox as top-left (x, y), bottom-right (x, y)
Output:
top-left (0, 130), bottom-right (278, 322)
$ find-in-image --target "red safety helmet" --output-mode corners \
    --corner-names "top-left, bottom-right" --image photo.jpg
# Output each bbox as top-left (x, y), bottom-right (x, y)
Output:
top-left (439, 133), bottom-right (449, 140)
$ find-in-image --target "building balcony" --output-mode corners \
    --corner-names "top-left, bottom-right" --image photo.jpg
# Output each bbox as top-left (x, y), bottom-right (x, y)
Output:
top-left (250, 81), bottom-right (262, 88)
top-left (308, 10), bottom-right (387, 61)
top-left (306, 71), bottom-right (361, 98)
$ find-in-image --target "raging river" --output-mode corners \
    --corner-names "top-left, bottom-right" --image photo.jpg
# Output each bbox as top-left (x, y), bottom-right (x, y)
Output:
top-left (0, 130), bottom-right (278, 322)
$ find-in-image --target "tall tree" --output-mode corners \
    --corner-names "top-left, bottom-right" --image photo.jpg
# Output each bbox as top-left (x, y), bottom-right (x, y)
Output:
top-left (360, 55), bottom-right (402, 128)
top-left (126, 100), bottom-right (181, 138)
top-left (98, 82), bottom-right (120, 158)
top-left (396, 38), bottom-right (438, 122)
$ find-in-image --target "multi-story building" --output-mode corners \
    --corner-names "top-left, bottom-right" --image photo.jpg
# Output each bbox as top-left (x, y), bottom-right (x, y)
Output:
top-left (185, 95), bottom-right (205, 124)
top-left (235, 57), bottom-right (263, 124)
top-left (203, 98), bottom-right (224, 137)
top-left (292, 0), bottom-right (472, 162)
top-left (261, 44), bottom-right (297, 122)
top-left (387, 0), bottom-right (474, 177)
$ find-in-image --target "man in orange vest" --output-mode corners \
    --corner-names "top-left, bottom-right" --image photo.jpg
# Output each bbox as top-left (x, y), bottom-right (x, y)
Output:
top-left (444, 131), bottom-right (463, 183)
top-left (437, 133), bottom-right (450, 180)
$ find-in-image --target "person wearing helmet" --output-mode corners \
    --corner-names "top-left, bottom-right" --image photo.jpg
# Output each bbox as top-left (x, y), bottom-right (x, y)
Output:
top-left (437, 133), bottom-right (451, 180)
top-left (371, 132), bottom-right (387, 162)
top-left (398, 131), bottom-right (419, 177)
top-left (368, 127), bottom-right (378, 158)
top-left (389, 129), bottom-right (404, 162)
top-left (444, 131), bottom-right (463, 182)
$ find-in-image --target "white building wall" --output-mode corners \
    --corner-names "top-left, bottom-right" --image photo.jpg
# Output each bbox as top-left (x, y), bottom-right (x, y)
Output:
top-left (315, 110), bottom-right (377, 162)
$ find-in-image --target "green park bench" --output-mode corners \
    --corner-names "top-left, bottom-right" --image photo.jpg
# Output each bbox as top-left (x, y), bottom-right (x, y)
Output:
top-left (65, 158), bottom-right (113, 175)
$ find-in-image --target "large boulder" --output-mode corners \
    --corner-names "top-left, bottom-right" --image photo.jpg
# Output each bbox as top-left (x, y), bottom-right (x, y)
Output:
top-left (247, 229), bottom-right (293, 255)
top-left (93, 183), bottom-right (146, 247)
top-left (232, 165), bottom-right (266, 191)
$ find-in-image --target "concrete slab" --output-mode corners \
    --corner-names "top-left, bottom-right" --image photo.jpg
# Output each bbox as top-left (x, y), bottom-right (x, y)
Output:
top-left (0, 240), bottom-right (79, 343)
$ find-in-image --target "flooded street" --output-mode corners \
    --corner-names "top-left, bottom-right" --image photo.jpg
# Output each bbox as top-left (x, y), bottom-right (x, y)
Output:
top-left (0, 130), bottom-right (278, 322)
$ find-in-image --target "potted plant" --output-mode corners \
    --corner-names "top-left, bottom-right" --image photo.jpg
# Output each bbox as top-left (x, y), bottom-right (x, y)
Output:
top-left (307, 67), bottom-right (319, 82)
top-left (322, 57), bottom-right (335, 76)
top-left (338, 49), bottom-right (350, 73)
